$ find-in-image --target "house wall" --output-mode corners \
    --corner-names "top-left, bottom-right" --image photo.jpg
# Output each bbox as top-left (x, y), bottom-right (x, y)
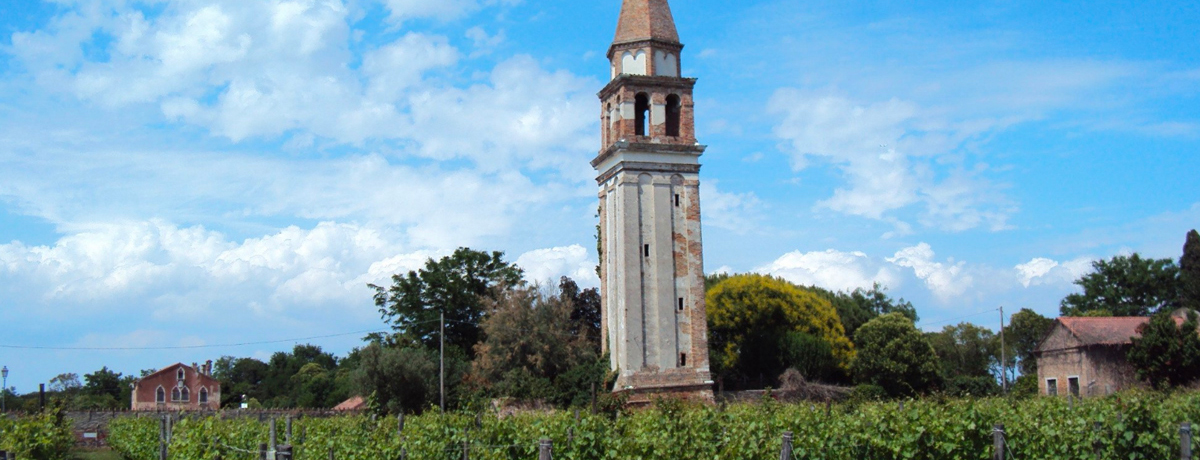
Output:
top-left (132, 364), bottom-right (221, 411)
top-left (1036, 324), bottom-right (1142, 397)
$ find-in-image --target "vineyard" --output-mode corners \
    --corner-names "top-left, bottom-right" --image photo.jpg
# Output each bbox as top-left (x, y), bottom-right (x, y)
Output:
top-left (0, 410), bottom-right (75, 459)
top-left (96, 391), bottom-right (1197, 460)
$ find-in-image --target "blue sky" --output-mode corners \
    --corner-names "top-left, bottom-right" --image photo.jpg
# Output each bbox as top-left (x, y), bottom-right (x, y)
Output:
top-left (0, 0), bottom-right (1197, 392)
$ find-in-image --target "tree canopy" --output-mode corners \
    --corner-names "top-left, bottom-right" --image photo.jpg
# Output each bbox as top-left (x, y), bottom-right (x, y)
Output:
top-left (1127, 311), bottom-right (1200, 389)
top-left (706, 274), bottom-right (854, 388)
top-left (1004, 308), bottom-right (1054, 376)
top-left (1181, 230), bottom-right (1200, 311)
top-left (852, 312), bottom-right (941, 397)
top-left (370, 248), bottom-right (524, 355)
top-left (1060, 254), bottom-right (1180, 317)
top-left (809, 283), bottom-right (918, 339)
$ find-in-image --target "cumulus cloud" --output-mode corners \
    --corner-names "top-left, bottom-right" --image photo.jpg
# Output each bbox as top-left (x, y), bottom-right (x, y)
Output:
top-left (8, 0), bottom-right (595, 168)
top-left (1015, 257), bottom-right (1093, 288)
top-left (700, 181), bottom-right (765, 235)
top-left (768, 90), bottom-right (1015, 233)
top-left (886, 243), bottom-right (973, 300)
top-left (515, 245), bottom-right (599, 288)
top-left (757, 249), bottom-right (899, 292)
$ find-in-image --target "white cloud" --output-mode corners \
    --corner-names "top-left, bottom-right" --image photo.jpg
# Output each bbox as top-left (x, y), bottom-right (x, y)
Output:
top-left (757, 249), bottom-right (899, 293)
top-left (515, 245), bottom-right (599, 288)
top-left (887, 243), bottom-right (973, 300)
top-left (700, 181), bottom-right (764, 235)
top-left (769, 90), bottom-right (1014, 232)
top-left (1015, 256), bottom-right (1093, 288)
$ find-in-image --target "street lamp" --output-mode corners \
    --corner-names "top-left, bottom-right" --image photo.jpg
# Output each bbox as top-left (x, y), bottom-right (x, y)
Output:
top-left (2, 366), bottom-right (8, 413)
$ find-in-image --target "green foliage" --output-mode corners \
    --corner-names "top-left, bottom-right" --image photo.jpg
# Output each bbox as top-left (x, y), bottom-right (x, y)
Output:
top-left (352, 342), bottom-right (451, 414)
top-left (942, 375), bottom-right (1000, 398)
top-left (1061, 254), bottom-right (1181, 317)
top-left (811, 283), bottom-right (919, 339)
top-left (706, 274), bottom-right (854, 389)
top-left (1127, 311), bottom-right (1200, 389)
top-left (853, 313), bottom-right (942, 397)
top-left (1182, 229), bottom-right (1200, 310)
top-left (0, 408), bottom-right (75, 460)
top-left (1004, 309), bottom-right (1055, 376)
top-left (370, 247), bottom-right (524, 355)
top-left (927, 323), bottom-right (998, 380)
top-left (105, 391), bottom-right (1200, 460)
top-left (1010, 374), bottom-right (1038, 398)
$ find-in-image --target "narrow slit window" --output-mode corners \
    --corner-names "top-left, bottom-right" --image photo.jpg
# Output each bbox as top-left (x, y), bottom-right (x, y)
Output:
top-left (678, 298), bottom-right (684, 311)
top-left (644, 244), bottom-right (650, 257)
top-left (680, 353), bottom-right (687, 367)
top-left (675, 194), bottom-right (680, 207)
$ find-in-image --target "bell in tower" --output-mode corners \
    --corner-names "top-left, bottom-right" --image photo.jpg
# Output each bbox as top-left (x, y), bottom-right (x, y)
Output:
top-left (593, 0), bottom-right (714, 404)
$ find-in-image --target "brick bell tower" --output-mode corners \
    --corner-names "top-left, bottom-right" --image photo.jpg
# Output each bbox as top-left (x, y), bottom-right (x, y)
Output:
top-left (593, 0), bottom-right (713, 403)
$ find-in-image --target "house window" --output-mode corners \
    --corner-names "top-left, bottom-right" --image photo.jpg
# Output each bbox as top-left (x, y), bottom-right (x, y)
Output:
top-left (172, 387), bottom-right (181, 402)
top-left (1046, 378), bottom-right (1058, 396)
top-left (1068, 376), bottom-right (1080, 397)
top-left (177, 368), bottom-right (185, 381)
top-left (199, 387), bottom-right (208, 404)
top-left (156, 386), bottom-right (166, 403)
top-left (181, 387), bottom-right (190, 402)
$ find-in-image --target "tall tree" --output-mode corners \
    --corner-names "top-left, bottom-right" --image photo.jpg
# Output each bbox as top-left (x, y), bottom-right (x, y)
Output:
top-left (825, 283), bottom-right (917, 339)
top-left (1181, 229), bottom-right (1200, 311)
top-left (212, 356), bottom-right (268, 408)
top-left (559, 276), bottom-right (601, 348)
top-left (1060, 254), bottom-right (1180, 317)
top-left (473, 284), bottom-right (604, 406)
top-left (707, 274), bottom-right (854, 388)
top-left (370, 248), bottom-right (524, 355)
top-left (852, 313), bottom-right (942, 397)
top-left (927, 323), bottom-right (998, 379)
top-left (1004, 308), bottom-right (1055, 376)
top-left (1127, 311), bottom-right (1200, 389)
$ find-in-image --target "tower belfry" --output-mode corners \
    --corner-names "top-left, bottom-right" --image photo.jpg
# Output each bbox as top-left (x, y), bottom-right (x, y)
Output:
top-left (594, 0), bottom-right (713, 403)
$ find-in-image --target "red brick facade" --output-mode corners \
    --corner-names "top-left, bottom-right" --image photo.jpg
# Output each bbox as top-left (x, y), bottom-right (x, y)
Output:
top-left (131, 362), bottom-right (221, 411)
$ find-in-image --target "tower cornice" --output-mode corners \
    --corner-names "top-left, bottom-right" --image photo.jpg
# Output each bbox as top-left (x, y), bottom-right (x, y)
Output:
top-left (598, 75), bottom-right (697, 100)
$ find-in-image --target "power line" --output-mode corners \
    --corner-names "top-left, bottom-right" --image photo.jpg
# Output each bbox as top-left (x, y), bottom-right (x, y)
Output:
top-left (0, 329), bottom-right (388, 351)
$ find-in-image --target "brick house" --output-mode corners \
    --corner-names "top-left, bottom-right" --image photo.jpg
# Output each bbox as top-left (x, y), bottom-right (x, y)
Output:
top-left (1034, 310), bottom-right (1193, 397)
top-left (131, 361), bottom-right (221, 410)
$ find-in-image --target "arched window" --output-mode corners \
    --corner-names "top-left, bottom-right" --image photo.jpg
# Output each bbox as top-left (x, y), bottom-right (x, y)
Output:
top-left (156, 386), bottom-right (166, 403)
top-left (177, 368), bottom-right (185, 381)
top-left (181, 387), bottom-right (190, 402)
top-left (635, 93), bottom-right (650, 136)
top-left (665, 94), bottom-right (681, 137)
top-left (605, 103), bottom-right (612, 143)
top-left (171, 387), bottom-right (181, 402)
top-left (199, 387), bottom-right (208, 404)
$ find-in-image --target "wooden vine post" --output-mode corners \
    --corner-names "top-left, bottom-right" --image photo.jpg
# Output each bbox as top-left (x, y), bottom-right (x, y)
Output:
top-left (992, 424), bottom-right (1006, 460)
top-left (779, 431), bottom-right (794, 460)
top-left (1183, 422), bottom-right (1193, 460)
top-left (538, 439), bottom-right (553, 460)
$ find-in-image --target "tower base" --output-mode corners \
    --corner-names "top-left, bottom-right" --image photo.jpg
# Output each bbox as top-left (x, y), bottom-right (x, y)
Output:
top-left (615, 368), bottom-right (714, 406)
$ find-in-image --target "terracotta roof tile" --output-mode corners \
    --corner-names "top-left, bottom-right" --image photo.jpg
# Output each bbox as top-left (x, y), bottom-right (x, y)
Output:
top-left (613, 0), bottom-right (680, 45)
top-left (1058, 317), bottom-right (1149, 346)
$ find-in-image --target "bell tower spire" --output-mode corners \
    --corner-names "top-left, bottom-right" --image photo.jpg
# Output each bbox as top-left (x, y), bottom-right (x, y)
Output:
top-left (594, 0), bottom-right (713, 404)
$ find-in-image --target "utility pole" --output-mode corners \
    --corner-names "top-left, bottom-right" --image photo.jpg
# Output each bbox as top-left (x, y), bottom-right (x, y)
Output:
top-left (440, 310), bottom-right (445, 413)
top-left (999, 306), bottom-right (1007, 393)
